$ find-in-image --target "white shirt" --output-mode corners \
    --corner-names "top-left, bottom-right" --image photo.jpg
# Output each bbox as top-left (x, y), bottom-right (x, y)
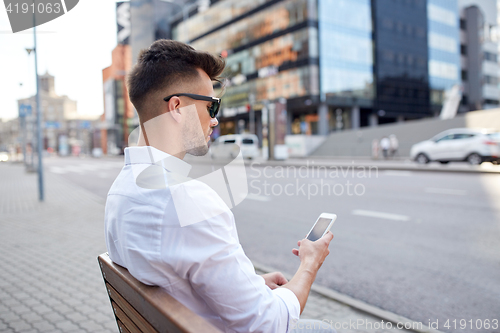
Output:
top-left (104, 146), bottom-right (300, 333)
top-left (380, 137), bottom-right (390, 150)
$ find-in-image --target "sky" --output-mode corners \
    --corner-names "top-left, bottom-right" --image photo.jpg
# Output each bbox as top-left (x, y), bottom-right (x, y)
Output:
top-left (0, 1), bottom-right (126, 121)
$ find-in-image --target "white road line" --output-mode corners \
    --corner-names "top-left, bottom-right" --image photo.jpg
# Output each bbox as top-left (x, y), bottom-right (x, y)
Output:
top-left (425, 188), bottom-right (467, 196)
top-left (62, 165), bottom-right (86, 173)
top-left (78, 164), bottom-right (101, 171)
top-left (245, 193), bottom-right (272, 202)
top-left (48, 166), bottom-right (67, 174)
top-left (383, 170), bottom-right (412, 177)
top-left (352, 209), bottom-right (410, 221)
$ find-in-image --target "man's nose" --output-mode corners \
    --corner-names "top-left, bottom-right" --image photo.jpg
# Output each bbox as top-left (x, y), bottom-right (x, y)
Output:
top-left (210, 117), bottom-right (219, 127)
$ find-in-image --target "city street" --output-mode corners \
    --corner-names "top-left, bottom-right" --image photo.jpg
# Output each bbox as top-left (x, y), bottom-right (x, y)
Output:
top-left (3, 0), bottom-right (500, 332)
top-left (42, 155), bottom-right (500, 333)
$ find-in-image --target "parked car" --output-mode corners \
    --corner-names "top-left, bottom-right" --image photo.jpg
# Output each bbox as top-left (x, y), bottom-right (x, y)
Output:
top-left (410, 128), bottom-right (500, 165)
top-left (0, 151), bottom-right (8, 162)
top-left (210, 134), bottom-right (260, 159)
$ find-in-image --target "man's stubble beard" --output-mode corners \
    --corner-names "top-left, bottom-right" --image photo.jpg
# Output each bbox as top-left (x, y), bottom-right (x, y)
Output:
top-left (182, 120), bottom-right (209, 156)
top-left (186, 142), bottom-right (209, 156)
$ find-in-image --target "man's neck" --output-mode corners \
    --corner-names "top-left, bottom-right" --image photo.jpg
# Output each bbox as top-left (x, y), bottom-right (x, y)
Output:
top-left (136, 141), bottom-right (186, 161)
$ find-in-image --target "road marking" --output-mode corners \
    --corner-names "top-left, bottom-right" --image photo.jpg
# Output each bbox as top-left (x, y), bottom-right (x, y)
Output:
top-left (245, 193), bottom-right (272, 202)
top-left (425, 188), bottom-right (467, 196)
top-left (352, 209), bottom-right (410, 221)
top-left (48, 166), bottom-right (67, 174)
top-left (78, 164), bottom-right (101, 171)
top-left (383, 170), bottom-right (412, 177)
top-left (48, 163), bottom-right (122, 175)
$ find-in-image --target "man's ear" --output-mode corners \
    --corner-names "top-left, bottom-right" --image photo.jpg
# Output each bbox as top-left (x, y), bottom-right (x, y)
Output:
top-left (167, 97), bottom-right (183, 123)
top-left (170, 108), bottom-right (182, 123)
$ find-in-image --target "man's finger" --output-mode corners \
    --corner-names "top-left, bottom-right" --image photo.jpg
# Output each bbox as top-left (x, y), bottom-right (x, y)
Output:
top-left (322, 231), bottom-right (334, 241)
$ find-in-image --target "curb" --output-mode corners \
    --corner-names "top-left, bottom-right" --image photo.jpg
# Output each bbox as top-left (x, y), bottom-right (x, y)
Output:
top-left (252, 261), bottom-right (447, 333)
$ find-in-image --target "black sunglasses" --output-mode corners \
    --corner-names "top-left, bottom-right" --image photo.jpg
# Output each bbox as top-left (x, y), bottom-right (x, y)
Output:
top-left (163, 93), bottom-right (221, 118)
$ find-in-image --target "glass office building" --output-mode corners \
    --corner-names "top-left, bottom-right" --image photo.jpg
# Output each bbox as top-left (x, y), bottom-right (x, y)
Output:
top-left (317, 0), bottom-right (374, 129)
top-left (318, 0), bottom-right (374, 105)
top-left (173, 0), bottom-right (321, 136)
top-left (167, 0), bottom-right (465, 134)
top-left (427, 0), bottom-right (461, 111)
top-left (372, 0), bottom-right (431, 122)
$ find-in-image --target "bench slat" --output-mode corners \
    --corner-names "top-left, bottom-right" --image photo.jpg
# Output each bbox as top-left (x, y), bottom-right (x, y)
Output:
top-left (98, 253), bottom-right (222, 333)
top-left (107, 282), bottom-right (157, 333)
top-left (117, 319), bottom-right (132, 333)
top-left (112, 301), bottom-right (142, 333)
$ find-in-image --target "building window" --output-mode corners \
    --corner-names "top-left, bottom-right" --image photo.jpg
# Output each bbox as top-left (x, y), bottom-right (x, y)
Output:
top-left (484, 52), bottom-right (498, 62)
top-left (484, 75), bottom-right (498, 85)
top-left (461, 70), bottom-right (467, 81)
top-left (460, 44), bottom-right (467, 55)
top-left (460, 19), bottom-right (466, 30)
top-left (461, 95), bottom-right (468, 105)
top-left (484, 99), bottom-right (499, 105)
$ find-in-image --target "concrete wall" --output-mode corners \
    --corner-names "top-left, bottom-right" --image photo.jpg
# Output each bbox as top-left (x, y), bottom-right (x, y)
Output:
top-left (311, 108), bottom-right (500, 157)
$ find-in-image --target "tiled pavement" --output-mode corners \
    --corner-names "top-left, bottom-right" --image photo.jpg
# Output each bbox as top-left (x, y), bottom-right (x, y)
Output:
top-left (0, 162), bottom-right (412, 333)
top-left (0, 163), bottom-right (114, 333)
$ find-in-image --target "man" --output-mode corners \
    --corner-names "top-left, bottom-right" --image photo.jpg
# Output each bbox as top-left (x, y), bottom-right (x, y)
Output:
top-left (380, 136), bottom-right (390, 159)
top-left (105, 39), bottom-right (335, 333)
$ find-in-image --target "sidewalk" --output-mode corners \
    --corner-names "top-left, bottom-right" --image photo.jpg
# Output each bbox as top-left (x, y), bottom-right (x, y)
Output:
top-left (0, 162), bottom-right (430, 333)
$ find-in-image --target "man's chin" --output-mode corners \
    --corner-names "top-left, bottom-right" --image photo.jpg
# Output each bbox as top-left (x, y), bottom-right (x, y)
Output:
top-left (186, 144), bottom-right (209, 157)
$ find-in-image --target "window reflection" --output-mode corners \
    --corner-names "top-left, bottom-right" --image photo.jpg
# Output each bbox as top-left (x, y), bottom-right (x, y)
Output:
top-left (174, 0), bottom-right (309, 47)
top-left (318, 0), bottom-right (374, 100)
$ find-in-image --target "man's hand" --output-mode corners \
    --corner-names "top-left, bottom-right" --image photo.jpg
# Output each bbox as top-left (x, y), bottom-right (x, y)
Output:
top-left (292, 231), bottom-right (334, 271)
top-left (285, 231), bottom-right (334, 314)
top-left (261, 272), bottom-right (288, 290)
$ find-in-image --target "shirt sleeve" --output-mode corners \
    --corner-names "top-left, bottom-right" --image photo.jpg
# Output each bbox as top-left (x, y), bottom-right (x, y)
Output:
top-left (160, 209), bottom-right (300, 333)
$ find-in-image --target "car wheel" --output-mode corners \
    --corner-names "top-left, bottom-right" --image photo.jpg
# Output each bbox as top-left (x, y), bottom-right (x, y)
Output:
top-left (439, 161), bottom-right (449, 164)
top-left (467, 153), bottom-right (482, 165)
top-left (416, 153), bottom-right (429, 164)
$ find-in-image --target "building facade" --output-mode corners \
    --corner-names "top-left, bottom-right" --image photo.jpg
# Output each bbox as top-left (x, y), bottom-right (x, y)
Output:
top-left (459, 0), bottom-right (500, 111)
top-left (126, 0), bottom-right (498, 138)
top-left (100, 1), bottom-right (140, 155)
top-left (372, 0), bottom-right (431, 123)
top-left (428, 0), bottom-right (461, 114)
top-left (169, 0), bottom-right (469, 136)
top-left (16, 72), bottom-right (96, 156)
top-left (101, 44), bottom-right (135, 155)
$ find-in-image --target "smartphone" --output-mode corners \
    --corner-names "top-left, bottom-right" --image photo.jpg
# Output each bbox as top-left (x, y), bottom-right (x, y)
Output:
top-left (306, 213), bottom-right (337, 241)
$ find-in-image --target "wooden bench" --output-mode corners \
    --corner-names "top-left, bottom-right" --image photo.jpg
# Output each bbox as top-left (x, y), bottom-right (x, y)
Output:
top-left (98, 252), bottom-right (222, 333)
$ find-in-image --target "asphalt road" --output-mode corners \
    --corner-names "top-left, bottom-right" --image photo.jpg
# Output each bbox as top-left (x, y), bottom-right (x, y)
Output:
top-left (43, 155), bottom-right (500, 333)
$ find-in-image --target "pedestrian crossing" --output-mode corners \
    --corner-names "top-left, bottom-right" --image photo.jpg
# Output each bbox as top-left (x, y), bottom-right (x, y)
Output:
top-left (47, 161), bottom-right (123, 177)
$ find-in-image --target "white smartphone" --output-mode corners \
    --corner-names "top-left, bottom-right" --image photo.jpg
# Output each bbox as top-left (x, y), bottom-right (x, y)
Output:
top-left (306, 213), bottom-right (337, 241)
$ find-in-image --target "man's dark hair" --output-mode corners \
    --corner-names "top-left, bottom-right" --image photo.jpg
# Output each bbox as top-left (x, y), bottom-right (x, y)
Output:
top-left (127, 39), bottom-right (225, 120)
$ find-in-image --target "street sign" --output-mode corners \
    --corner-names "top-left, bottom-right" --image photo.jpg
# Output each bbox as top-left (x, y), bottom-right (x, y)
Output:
top-left (79, 120), bottom-right (91, 129)
top-left (44, 121), bottom-right (61, 129)
top-left (18, 104), bottom-right (32, 118)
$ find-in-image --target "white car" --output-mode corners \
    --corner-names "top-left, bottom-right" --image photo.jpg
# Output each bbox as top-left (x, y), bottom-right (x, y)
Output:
top-left (210, 134), bottom-right (260, 160)
top-left (0, 152), bottom-right (8, 162)
top-left (410, 128), bottom-right (500, 165)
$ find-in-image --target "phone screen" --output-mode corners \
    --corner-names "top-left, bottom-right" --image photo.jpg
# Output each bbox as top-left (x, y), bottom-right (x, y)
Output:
top-left (307, 217), bottom-right (332, 241)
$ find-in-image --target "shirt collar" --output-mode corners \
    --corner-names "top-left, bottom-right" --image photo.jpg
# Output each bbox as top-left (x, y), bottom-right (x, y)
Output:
top-left (124, 146), bottom-right (192, 177)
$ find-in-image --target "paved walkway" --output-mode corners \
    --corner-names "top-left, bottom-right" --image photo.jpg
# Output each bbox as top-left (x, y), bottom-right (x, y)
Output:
top-left (0, 162), bottom-right (417, 333)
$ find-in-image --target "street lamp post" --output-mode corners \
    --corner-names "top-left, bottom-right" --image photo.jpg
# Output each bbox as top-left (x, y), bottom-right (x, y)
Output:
top-left (32, 2), bottom-right (44, 201)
